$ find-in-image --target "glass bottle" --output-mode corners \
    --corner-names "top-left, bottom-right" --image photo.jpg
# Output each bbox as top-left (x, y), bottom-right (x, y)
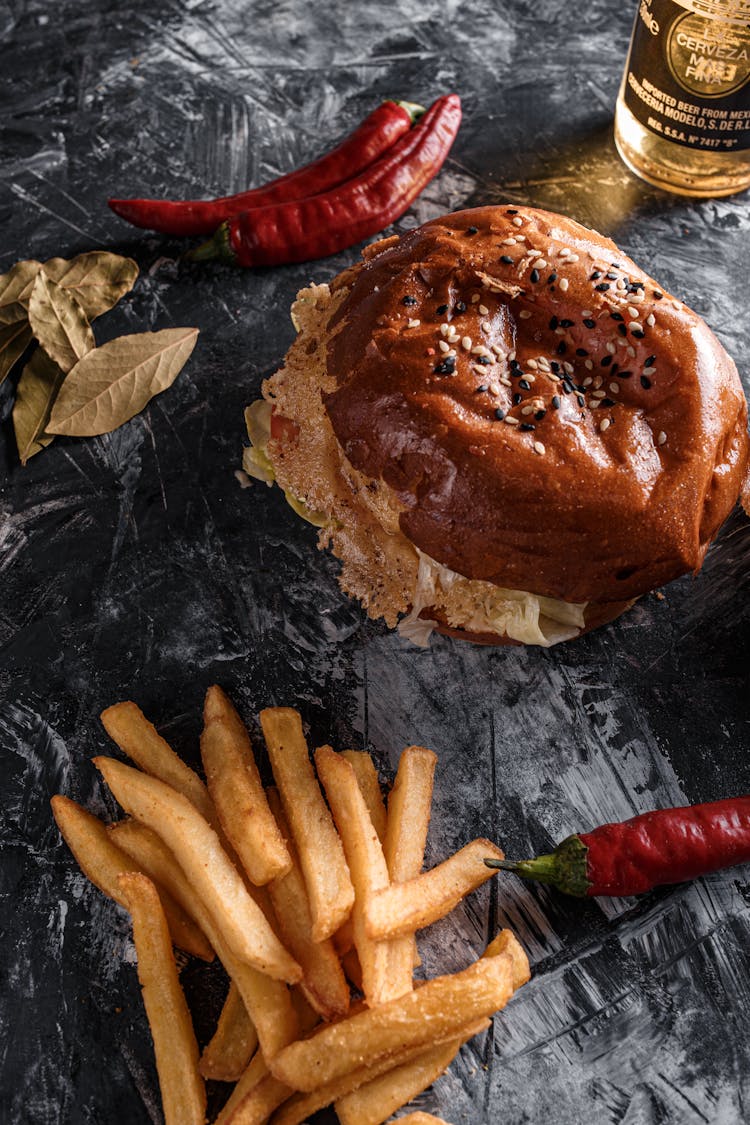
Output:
top-left (614, 0), bottom-right (750, 197)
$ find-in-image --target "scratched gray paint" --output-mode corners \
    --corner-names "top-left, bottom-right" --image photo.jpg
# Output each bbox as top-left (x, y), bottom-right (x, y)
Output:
top-left (1, 0), bottom-right (749, 1122)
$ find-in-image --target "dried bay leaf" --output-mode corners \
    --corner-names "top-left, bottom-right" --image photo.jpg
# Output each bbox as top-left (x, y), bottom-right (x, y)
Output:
top-left (0, 260), bottom-right (42, 325)
top-left (47, 326), bottom-right (199, 437)
top-left (13, 347), bottom-right (66, 464)
top-left (0, 320), bottom-right (33, 385)
top-left (28, 272), bottom-right (95, 374)
top-left (43, 252), bottom-right (138, 319)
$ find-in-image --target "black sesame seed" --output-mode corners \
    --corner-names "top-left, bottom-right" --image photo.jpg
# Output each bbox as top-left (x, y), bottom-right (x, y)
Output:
top-left (549, 316), bottom-right (559, 330)
top-left (551, 395), bottom-right (561, 409)
top-left (402, 295), bottom-right (418, 306)
top-left (455, 300), bottom-right (467, 313)
top-left (530, 268), bottom-right (540, 284)
top-left (612, 263), bottom-right (622, 268)
top-left (576, 348), bottom-right (588, 357)
top-left (535, 409), bottom-right (547, 420)
top-left (631, 329), bottom-right (645, 339)
top-left (583, 318), bottom-right (596, 329)
top-left (494, 407), bottom-right (506, 420)
top-left (606, 272), bottom-right (618, 280)
top-left (550, 361), bottom-right (561, 373)
top-left (576, 394), bottom-right (585, 407)
top-left (500, 255), bottom-right (514, 264)
top-left (556, 341), bottom-right (567, 355)
top-left (510, 359), bottom-right (521, 370)
top-left (601, 398), bottom-right (616, 407)
top-left (434, 359), bottom-right (456, 375)
top-left (476, 384), bottom-right (488, 393)
top-left (476, 355), bottom-right (491, 365)
top-left (645, 354), bottom-right (656, 366)
top-left (619, 370), bottom-right (632, 378)
top-left (631, 281), bottom-right (644, 290)
top-left (437, 304), bottom-right (449, 314)
top-left (467, 226), bottom-right (478, 235)
top-left (519, 379), bottom-right (531, 390)
top-left (618, 323), bottom-right (628, 336)
top-left (595, 283), bottom-right (610, 292)
top-left (548, 272), bottom-right (558, 283)
top-left (506, 208), bottom-right (518, 215)
top-left (559, 318), bottom-right (574, 328)
top-left (591, 271), bottom-right (602, 280)
top-left (519, 423), bottom-right (535, 432)
top-left (562, 383), bottom-right (573, 395)
top-left (640, 375), bottom-right (652, 389)
top-left (513, 393), bottom-right (523, 405)
top-left (601, 355), bottom-right (613, 367)
top-left (654, 291), bottom-right (663, 299)
top-left (610, 312), bottom-right (624, 321)
top-left (610, 363), bottom-right (618, 374)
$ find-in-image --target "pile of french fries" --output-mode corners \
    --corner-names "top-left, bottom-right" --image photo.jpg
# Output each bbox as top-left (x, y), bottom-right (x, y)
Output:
top-left (51, 687), bottom-right (530, 1125)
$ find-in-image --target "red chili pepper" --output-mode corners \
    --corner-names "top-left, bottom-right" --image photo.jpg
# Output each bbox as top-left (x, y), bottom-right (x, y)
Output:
top-left (188, 94), bottom-right (461, 268)
top-left (107, 100), bottom-right (425, 237)
top-left (484, 797), bottom-right (750, 897)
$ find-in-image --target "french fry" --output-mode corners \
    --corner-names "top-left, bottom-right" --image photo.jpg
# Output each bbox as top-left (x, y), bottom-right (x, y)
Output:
top-left (265, 788), bottom-right (350, 1020)
top-left (116, 873), bottom-right (206, 1125)
top-left (269, 1021), bottom-right (487, 1125)
top-left (201, 686), bottom-right (292, 886)
top-left (341, 946), bottom-right (363, 993)
top-left (260, 707), bottom-right (354, 942)
top-left (108, 804), bottom-right (300, 1060)
top-left (213, 1051), bottom-right (278, 1125)
top-left (269, 951), bottom-right (515, 1092)
top-left (101, 701), bottom-right (218, 829)
top-left (395, 1115), bottom-right (453, 1125)
top-left (200, 982), bottom-right (258, 1082)
top-left (94, 756), bottom-right (301, 983)
top-left (383, 746), bottom-right (437, 988)
top-left (51, 796), bottom-right (213, 962)
top-left (334, 1021), bottom-right (487, 1125)
top-left (484, 929), bottom-right (531, 990)
top-left (315, 746), bottom-right (404, 1006)
top-left (365, 839), bottom-right (504, 941)
top-left (340, 750), bottom-right (387, 843)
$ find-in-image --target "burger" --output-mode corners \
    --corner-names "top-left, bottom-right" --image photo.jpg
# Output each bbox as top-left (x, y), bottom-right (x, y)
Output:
top-left (243, 206), bottom-right (749, 647)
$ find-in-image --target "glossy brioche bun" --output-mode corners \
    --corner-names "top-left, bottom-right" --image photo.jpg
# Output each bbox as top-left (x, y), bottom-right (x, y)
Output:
top-left (260, 205), bottom-right (749, 646)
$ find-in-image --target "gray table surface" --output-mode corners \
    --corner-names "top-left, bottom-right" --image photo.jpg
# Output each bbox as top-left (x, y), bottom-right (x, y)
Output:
top-left (2, 0), bottom-right (750, 1122)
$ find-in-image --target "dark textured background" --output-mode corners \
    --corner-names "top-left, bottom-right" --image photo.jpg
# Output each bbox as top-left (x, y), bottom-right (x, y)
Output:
top-left (2, 1), bottom-right (750, 1122)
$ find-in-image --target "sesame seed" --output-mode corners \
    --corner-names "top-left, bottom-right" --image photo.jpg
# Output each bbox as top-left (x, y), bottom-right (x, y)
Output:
top-left (645, 354), bottom-right (656, 365)
top-left (643, 365), bottom-right (656, 376)
top-left (654, 291), bottom-right (663, 300)
top-left (402, 295), bottom-right (418, 306)
top-left (462, 337), bottom-right (472, 350)
top-left (439, 340), bottom-right (450, 353)
top-left (471, 293), bottom-right (481, 303)
top-left (467, 225), bottom-right (478, 235)
top-left (534, 441), bottom-right (546, 455)
top-left (576, 394), bottom-right (585, 407)
top-left (583, 318), bottom-right (596, 329)
top-left (601, 355), bottom-right (613, 367)
top-left (627, 346), bottom-right (636, 357)
top-left (519, 379), bottom-right (531, 390)
top-left (519, 310), bottom-right (532, 319)
top-left (610, 382), bottom-right (620, 393)
top-left (527, 359), bottom-right (539, 370)
top-left (606, 342), bottom-right (616, 354)
top-left (505, 416), bottom-right (520, 425)
top-left (619, 370), bottom-right (632, 378)
top-left (437, 304), bottom-right (449, 315)
top-left (600, 418), bottom-right (611, 432)
top-left (592, 389), bottom-right (607, 399)
top-left (406, 318), bottom-right (420, 328)
top-left (500, 254), bottom-right (514, 264)
top-left (530, 268), bottom-right (540, 284)
top-left (559, 278), bottom-right (569, 292)
top-left (584, 359), bottom-right (593, 370)
top-left (641, 375), bottom-right (652, 389)
top-left (519, 422), bottom-right (535, 431)
top-left (500, 377), bottom-right (512, 387)
top-left (563, 362), bottom-right (574, 375)
top-left (568, 254), bottom-right (579, 262)
top-left (581, 309), bottom-right (593, 318)
top-left (646, 314), bottom-right (656, 326)
top-left (440, 323), bottom-right (449, 334)
top-left (478, 304), bottom-right (489, 316)
top-left (658, 431), bottom-right (667, 445)
top-left (535, 259), bottom-right (548, 268)
top-left (631, 329), bottom-right (645, 339)
top-left (509, 350), bottom-right (516, 360)
top-left (535, 409), bottom-right (547, 420)
top-left (552, 395), bottom-right (561, 409)
top-left (593, 376), bottom-right (603, 389)
top-left (503, 237), bottom-right (517, 245)
top-left (455, 301), bottom-right (467, 314)
top-left (476, 384), bottom-right (488, 393)
top-left (512, 216), bottom-right (523, 227)
top-left (472, 364), bottom-right (489, 375)
top-left (590, 400), bottom-right (600, 409)
top-left (494, 408), bottom-right (506, 420)
top-left (591, 271), bottom-right (602, 280)
top-left (521, 404), bottom-right (535, 415)
top-left (595, 283), bottom-right (610, 291)
top-left (583, 377), bottom-right (593, 387)
top-left (548, 272), bottom-right (558, 284)
top-left (556, 341), bottom-right (567, 355)
top-left (628, 306), bottom-right (640, 318)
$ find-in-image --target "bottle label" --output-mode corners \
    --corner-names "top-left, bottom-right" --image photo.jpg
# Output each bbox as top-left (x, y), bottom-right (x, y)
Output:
top-left (623, 0), bottom-right (750, 151)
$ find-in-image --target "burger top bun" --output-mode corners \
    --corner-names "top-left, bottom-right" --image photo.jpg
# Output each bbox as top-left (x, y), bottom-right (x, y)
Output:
top-left (323, 206), bottom-right (749, 606)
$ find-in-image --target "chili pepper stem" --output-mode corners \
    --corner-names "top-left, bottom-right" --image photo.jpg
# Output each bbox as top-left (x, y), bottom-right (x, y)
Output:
top-left (186, 221), bottom-right (235, 264)
top-left (394, 100), bottom-right (426, 124)
top-left (484, 835), bottom-right (590, 897)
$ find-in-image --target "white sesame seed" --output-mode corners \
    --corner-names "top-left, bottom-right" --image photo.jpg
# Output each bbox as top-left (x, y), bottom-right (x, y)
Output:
top-left (527, 359), bottom-right (539, 370)
top-left (630, 291), bottom-right (645, 302)
top-left (627, 346), bottom-right (636, 357)
top-left (581, 309), bottom-right (593, 318)
top-left (534, 441), bottom-right (546, 455)
top-left (630, 322), bottom-right (643, 333)
top-left (610, 382), bottom-right (620, 393)
top-left (512, 216), bottom-right (523, 227)
top-left (440, 323), bottom-right (449, 335)
top-left (593, 376), bottom-right (603, 389)
top-left (590, 400), bottom-right (600, 409)
top-left (478, 304), bottom-right (489, 316)
top-left (658, 431), bottom-right (667, 445)
top-left (528, 249), bottom-right (542, 259)
top-left (585, 360), bottom-right (593, 371)
top-left (525, 373), bottom-right (537, 383)
top-left (600, 418), bottom-right (611, 432)
top-left (488, 385), bottom-right (500, 396)
top-left (472, 364), bottom-right (489, 375)
top-left (439, 340), bottom-right (450, 353)
top-left (407, 318), bottom-right (420, 328)
top-left (481, 321), bottom-right (491, 332)
top-left (515, 235), bottom-right (527, 242)
top-left (535, 259), bottom-right (548, 268)
top-left (521, 404), bottom-right (535, 415)
top-left (617, 337), bottom-right (628, 348)
top-left (628, 306), bottom-right (640, 318)
top-left (643, 365), bottom-right (656, 376)
top-left (563, 361), bottom-right (574, 375)
top-left (472, 345), bottom-right (491, 356)
top-left (491, 344), bottom-right (504, 355)
top-left (558, 247), bottom-right (571, 258)
top-left (471, 293), bottom-right (481, 303)
top-left (559, 277), bottom-right (569, 292)
top-left (509, 350), bottom-right (516, 361)
top-left (567, 254), bottom-right (579, 262)
top-left (616, 279), bottom-right (627, 290)
top-left (519, 310), bottom-right (532, 319)
top-left (502, 237), bottom-right (516, 245)
top-left (592, 389), bottom-right (606, 399)
top-left (583, 377), bottom-right (593, 387)
top-left (500, 376), bottom-right (512, 387)
top-left (555, 327), bottom-right (566, 336)
top-left (505, 416), bottom-right (519, 425)
top-left (606, 342), bottom-right (616, 354)
top-left (462, 337), bottom-right (472, 350)
top-left (646, 314), bottom-right (656, 326)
